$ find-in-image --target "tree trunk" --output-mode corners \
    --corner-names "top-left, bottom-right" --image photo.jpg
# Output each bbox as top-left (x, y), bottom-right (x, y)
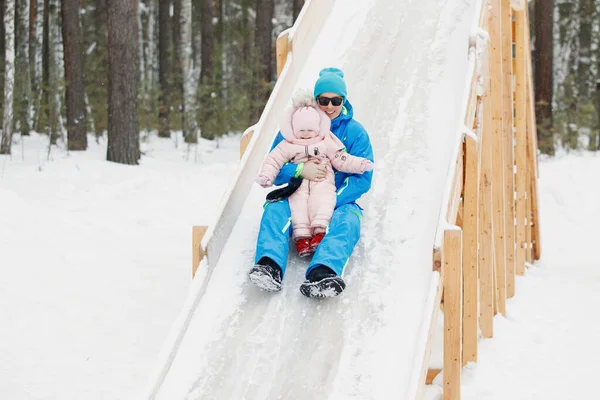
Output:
top-left (48, 0), bottom-right (65, 140)
top-left (30, 0), bottom-right (43, 130)
top-left (292, 0), bottom-right (303, 22)
top-left (1, 0), bottom-right (15, 154)
top-left (181, 0), bottom-right (197, 143)
top-left (16, 0), bottom-right (31, 134)
top-left (192, 0), bottom-right (201, 71)
top-left (534, 0), bottom-right (554, 154)
top-left (145, 0), bottom-right (156, 90)
top-left (200, 0), bottom-right (213, 84)
top-left (172, 0), bottom-right (183, 131)
top-left (61, 0), bottom-right (87, 150)
top-left (106, 0), bottom-right (139, 164)
top-left (253, 0), bottom-right (274, 120)
top-left (596, 73), bottom-right (600, 150)
top-left (42, 0), bottom-right (49, 135)
top-left (0, 0), bottom-right (5, 67)
top-left (92, 0), bottom-right (108, 135)
top-left (157, 0), bottom-right (171, 137)
top-left (137, 0), bottom-right (144, 86)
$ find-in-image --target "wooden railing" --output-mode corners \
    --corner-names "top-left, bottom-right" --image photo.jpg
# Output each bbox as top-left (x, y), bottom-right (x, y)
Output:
top-left (421, 0), bottom-right (541, 399)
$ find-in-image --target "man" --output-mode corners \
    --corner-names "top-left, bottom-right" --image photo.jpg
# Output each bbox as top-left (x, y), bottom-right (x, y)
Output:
top-left (249, 67), bottom-right (374, 298)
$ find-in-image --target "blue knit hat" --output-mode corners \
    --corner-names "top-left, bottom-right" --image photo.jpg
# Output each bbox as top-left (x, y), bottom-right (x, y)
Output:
top-left (313, 67), bottom-right (347, 98)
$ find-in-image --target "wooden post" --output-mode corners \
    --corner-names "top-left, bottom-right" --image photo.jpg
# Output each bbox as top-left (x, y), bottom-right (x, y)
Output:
top-left (240, 127), bottom-right (255, 159)
top-left (478, 12), bottom-right (495, 340)
top-left (479, 95), bottom-right (495, 338)
top-left (489, 0), bottom-right (507, 316)
top-left (525, 78), bottom-right (534, 264)
top-left (524, 5), bottom-right (541, 261)
top-left (514, 8), bottom-right (527, 275)
top-left (276, 30), bottom-right (290, 78)
top-left (530, 165), bottom-right (541, 260)
top-left (192, 226), bottom-right (208, 278)
top-left (462, 136), bottom-right (479, 365)
top-left (443, 229), bottom-right (463, 400)
top-left (502, 0), bottom-right (515, 299)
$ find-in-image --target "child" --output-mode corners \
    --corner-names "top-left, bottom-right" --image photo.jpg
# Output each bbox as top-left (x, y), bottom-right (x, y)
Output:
top-left (256, 91), bottom-right (374, 257)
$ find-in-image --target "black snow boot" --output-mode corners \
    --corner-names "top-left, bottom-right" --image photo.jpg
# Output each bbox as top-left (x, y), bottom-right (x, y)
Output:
top-left (248, 257), bottom-right (282, 292)
top-left (299, 265), bottom-right (346, 298)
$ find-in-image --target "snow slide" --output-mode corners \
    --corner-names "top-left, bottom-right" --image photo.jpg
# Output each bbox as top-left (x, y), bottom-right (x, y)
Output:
top-left (145, 0), bottom-right (477, 398)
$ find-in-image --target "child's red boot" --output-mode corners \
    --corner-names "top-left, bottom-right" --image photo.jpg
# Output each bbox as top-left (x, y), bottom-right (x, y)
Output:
top-left (296, 238), bottom-right (312, 257)
top-left (310, 232), bottom-right (325, 251)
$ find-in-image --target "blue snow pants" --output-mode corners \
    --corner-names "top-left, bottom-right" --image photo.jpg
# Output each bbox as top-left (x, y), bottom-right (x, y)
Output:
top-left (254, 199), bottom-right (363, 278)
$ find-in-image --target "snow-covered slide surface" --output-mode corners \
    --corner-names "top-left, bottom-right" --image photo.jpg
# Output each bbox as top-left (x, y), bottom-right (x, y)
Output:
top-left (148, 0), bottom-right (476, 398)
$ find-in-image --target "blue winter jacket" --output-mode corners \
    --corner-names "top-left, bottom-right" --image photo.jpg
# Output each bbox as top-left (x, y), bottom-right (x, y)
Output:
top-left (270, 99), bottom-right (374, 208)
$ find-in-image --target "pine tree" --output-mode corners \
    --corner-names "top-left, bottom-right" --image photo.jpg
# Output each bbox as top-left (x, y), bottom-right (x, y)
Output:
top-left (61, 0), bottom-right (87, 150)
top-left (534, 0), bottom-right (555, 154)
top-left (106, 0), bottom-right (139, 164)
top-left (1, 0), bottom-right (15, 154)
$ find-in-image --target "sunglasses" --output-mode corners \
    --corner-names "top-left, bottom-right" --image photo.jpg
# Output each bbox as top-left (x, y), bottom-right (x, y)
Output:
top-left (317, 96), bottom-right (344, 107)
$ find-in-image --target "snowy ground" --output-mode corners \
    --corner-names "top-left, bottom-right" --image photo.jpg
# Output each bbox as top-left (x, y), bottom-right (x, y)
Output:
top-left (0, 132), bottom-right (240, 400)
top-left (2, 136), bottom-right (600, 400)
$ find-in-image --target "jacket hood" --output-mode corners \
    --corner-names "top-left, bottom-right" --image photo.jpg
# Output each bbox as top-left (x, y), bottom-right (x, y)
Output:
top-left (280, 90), bottom-right (331, 142)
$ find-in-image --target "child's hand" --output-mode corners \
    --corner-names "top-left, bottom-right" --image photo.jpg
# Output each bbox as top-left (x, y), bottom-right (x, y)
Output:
top-left (255, 175), bottom-right (272, 188)
top-left (362, 160), bottom-right (375, 172)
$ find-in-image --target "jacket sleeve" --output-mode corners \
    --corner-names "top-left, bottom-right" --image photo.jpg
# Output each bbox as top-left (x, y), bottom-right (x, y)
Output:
top-left (269, 132), bottom-right (299, 186)
top-left (329, 149), bottom-right (369, 174)
top-left (259, 143), bottom-right (290, 182)
top-left (335, 124), bottom-right (374, 208)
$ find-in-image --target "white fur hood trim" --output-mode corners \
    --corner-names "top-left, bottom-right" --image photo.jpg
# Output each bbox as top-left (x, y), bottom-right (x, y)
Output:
top-left (279, 89), bottom-right (331, 142)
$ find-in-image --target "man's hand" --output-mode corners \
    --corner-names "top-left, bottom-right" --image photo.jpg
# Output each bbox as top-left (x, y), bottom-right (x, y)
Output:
top-left (301, 160), bottom-right (327, 181)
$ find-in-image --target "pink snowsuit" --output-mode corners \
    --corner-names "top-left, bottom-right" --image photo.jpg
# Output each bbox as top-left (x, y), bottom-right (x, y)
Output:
top-left (258, 106), bottom-right (371, 240)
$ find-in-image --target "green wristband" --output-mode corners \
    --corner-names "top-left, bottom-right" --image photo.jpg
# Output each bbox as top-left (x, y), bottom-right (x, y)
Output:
top-left (294, 162), bottom-right (304, 178)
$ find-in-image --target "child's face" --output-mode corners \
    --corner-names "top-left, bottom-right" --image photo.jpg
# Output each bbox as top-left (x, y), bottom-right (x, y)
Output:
top-left (296, 129), bottom-right (318, 139)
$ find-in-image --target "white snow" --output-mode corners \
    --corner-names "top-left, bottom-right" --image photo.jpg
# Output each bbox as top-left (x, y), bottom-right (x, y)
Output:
top-left (0, 133), bottom-right (240, 399)
top-left (1, 0), bottom-right (598, 399)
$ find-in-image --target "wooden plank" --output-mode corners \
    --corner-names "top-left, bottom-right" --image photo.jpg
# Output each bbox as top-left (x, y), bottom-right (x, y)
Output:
top-left (525, 24), bottom-right (541, 261)
top-left (524, 5), bottom-right (540, 179)
top-left (478, 21), bottom-right (495, 338)
top-left (447, 146), bottom-right (464, 224)
top-left (456, 199), bottom-right (464, 228)
top-left (462, 136), bottom-right (479, 365)
top-left (192, 226), bottom-right (208, 278)
top-left (433, 247), bottom-right (442, 272)
top-left (502, 0), bottom-right (515, 299)
top-left (525, 135), bottom-right (533, 263)
top-left (426, 369), bottom-right (442, 385)
top-left (489, 0), bottom-right (507, 316)
top-left (239, 127), bottom-right (254, 159)
top-left (275, 31), bottom-right (290, 78)
top-left (530, 165), bottom-right (541, 260)
top-left (525, 76), bottom-right (534, 264)
top-left (479, 92), bottom-right (495, 337)
top-left (514, 9), bottom-right (527, 276)
top-left (418, 270), bottom-right (445, 396)
top-left (464, 71), bottom-right (479, 128)
top-left (525, 5), bottom-right (541, 260)
top-left (443, 229), bottom-right (463, 400)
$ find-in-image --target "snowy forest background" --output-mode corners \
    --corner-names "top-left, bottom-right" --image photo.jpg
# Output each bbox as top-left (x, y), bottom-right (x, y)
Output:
top-left (0, 0), bottom-right (598, 162)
